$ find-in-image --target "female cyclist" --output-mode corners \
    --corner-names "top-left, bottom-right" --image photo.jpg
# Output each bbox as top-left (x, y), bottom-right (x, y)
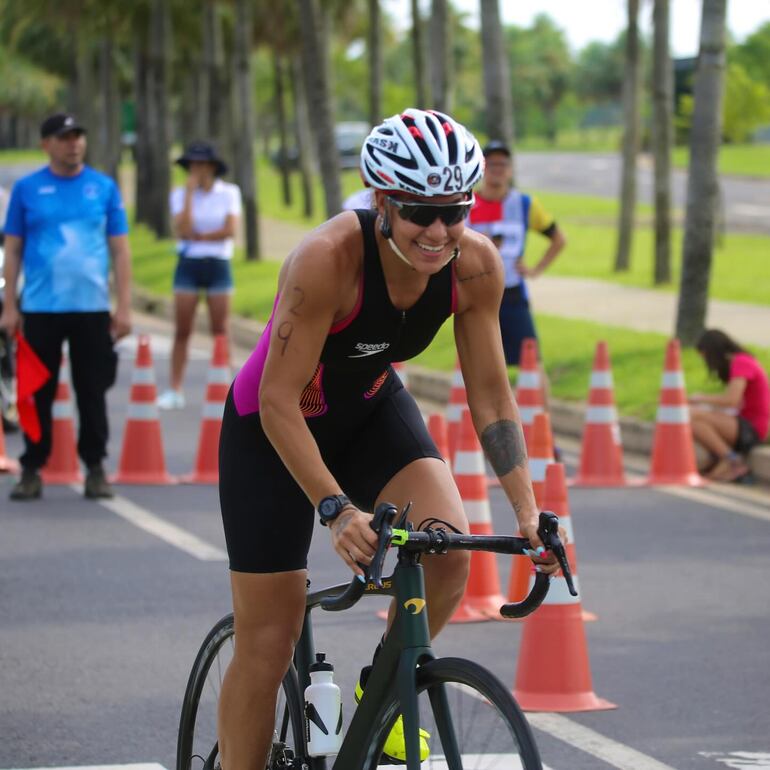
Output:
top-left (216, 109), bottom-right (559, 769)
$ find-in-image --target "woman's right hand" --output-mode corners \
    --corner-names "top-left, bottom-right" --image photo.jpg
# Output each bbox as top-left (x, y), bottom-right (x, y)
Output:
top-left (185, 169), bottom-right (200, 192)
top-left (0, 305), bottom-right (20, 337)
top-left (329, 506), bottom-right (379, 577)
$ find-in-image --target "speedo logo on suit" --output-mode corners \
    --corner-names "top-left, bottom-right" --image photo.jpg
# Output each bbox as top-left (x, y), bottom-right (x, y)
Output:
top-left (349, 342), bottom-right (390, 358)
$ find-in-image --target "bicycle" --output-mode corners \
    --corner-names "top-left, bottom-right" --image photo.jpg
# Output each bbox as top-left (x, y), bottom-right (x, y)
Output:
top-left (177, 504), bottom-right (576, 770)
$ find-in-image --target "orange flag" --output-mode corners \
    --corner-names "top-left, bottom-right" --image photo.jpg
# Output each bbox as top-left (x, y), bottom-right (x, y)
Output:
top-left (15, 332), bottom-right (50, 443)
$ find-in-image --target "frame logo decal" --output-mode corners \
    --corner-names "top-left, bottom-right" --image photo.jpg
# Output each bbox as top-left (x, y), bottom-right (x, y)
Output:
top-left (404, 598), bottom-right (426, 614)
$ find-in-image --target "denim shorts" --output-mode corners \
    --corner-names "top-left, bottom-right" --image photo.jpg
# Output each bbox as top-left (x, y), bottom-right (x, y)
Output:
top-left (173, 256), bottom-right (234, 295)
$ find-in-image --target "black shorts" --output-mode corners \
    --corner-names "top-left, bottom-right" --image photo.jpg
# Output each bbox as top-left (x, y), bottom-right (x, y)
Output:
top-left (499, 285), bottom-right (538, 366)
top-left (218, 385), bottom-right (441, 573)
top-left (734, 416), bottom-right (760, 454)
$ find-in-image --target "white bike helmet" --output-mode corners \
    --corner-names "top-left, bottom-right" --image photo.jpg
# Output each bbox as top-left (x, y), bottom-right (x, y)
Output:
top-left (361, 109), bottom-right (484, 197)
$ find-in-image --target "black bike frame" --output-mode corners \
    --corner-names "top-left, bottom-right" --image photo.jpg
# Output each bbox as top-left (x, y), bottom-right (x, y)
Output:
top-left (294, 553), bottom-right (451, 770)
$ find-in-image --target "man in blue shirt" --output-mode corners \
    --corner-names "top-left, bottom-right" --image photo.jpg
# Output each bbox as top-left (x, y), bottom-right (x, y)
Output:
top-left (0, 113), bottom-right (132, 500)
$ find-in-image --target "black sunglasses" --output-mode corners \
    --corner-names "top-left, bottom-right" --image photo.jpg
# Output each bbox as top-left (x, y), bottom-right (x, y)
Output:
top-left (386, 195), bottom-right (474, 228)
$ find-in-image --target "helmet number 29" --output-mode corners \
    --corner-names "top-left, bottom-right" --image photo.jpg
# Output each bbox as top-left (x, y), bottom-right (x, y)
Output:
top-left (442, 165), bottom-right (464, 193)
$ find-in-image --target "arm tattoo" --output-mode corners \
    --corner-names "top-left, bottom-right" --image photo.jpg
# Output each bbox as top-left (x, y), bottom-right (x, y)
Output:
top-left (480, 419), bottom-right (527, 477)
top-left (457, 269), bottom-right (493, 283)
top-left (276, 321), bottom-right (293, 355)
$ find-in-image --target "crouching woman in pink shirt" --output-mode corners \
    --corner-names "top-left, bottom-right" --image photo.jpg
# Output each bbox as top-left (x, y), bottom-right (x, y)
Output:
top-left (690, 329), bottom-right (769, 482)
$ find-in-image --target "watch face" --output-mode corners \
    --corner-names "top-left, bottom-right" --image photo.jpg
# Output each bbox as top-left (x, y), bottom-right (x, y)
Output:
top-left (319, 497), bottom-right (338, 519)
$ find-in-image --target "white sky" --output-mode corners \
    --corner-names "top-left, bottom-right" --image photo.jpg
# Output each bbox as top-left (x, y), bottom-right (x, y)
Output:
top-left (383, 0), bottom-right (770, 57)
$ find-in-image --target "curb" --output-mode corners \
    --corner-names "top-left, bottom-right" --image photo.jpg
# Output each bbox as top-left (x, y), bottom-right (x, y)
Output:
top-left (131, 287), bottom-right (770, 485)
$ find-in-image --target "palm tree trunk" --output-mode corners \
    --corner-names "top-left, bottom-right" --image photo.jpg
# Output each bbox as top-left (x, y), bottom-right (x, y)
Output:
top-left (367, 0), bottom-right (383, 125)
top-left (480, 0), bottom-right (513, 146)
top-left (429, 0), bottom-right (452, 114)
top-left (652, 0), bottom-right (673, 285)
top-left (232, 0), bottom-right (259, 260)
top-left (98, 33), bottom-right (121, 182)
top-left (410, 0), bottom-right (429, 108)
top-left (274, 53), bottom-right (292, 208)
top-left (133, 33), bottom-right (152, 227)
top-left (291, 54), bottom-right (314, 220)
top-left (675, 0), bottom-right (727, 344)
top-left (297, 0), bottom-right (341, 217)
top-left (614, 0), bottom-right (641, 272)
top-left (202, 0), bottom-right (226, 148)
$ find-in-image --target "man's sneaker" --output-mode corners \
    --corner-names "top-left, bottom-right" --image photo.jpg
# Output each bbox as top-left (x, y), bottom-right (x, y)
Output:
top-left (9, 469), bottom-right (42, 501)
top-left (355, 680), bottom-right (430, 763)
top-left (157, 389), bottom-right (185, 410)
top-left (84, 465), bottom-right (115, 499)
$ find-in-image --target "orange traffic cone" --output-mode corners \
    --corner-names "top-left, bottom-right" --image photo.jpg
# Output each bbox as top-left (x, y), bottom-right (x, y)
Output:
top-left (512, 475), bottom-right (615, 712)
top-left (183, 335), bottom-right (231, 484)
top-left (113, 336), bottom-right (177, 484)
top-left (449, 409), bottom-right (507, 623)
top-left (392, 361), bottom-right (409, 391)
top-left (645, 339), bottom-right (703, 486)
top-left (427, 412), bottom-right (451, 472)
top-left (506, 412), bottom-right (554, 605)
top-left (515, 338), bottom-right (545, 449)
top-left (543, 463), bottom-right (596, 622)
top-left (0, 416), bottom-right (19, 474)
top-left (446, 357), bottom-right (468, 465)
top-left (572, 341), bottom-right (626, 486)
top-left (42, 351), bottom-right (83, 483)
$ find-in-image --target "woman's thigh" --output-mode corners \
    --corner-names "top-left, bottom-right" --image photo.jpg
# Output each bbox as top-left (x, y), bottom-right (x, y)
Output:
top-left (693, 409), bottom-right (739, 445)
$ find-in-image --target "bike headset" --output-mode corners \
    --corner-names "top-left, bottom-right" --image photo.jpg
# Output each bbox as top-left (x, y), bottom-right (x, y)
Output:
top-left (360, 109), bottom-right (485, 270)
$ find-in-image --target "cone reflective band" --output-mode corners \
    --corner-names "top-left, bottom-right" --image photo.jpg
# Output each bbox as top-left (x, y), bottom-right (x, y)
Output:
top-left (42, 351), bottom-right (83, 484)
top-left (449, 409), bottom-right (506, 623)
top-left (113, 335), bottom-right (177, 484)
top-left (645, 339), bottom-right (703, 486)
top-left (507, 412), bottom-right (554, 607)
top-left (513, 464), bottom-right (614, 713)
top-left (515, 338), bottom-right (544, 449)
top-left (572, 341), bottom-right (626, 486)
top-left (446, 357), bottom-right (467, 465)
top-left (185, 335), bottom-right (231, 483)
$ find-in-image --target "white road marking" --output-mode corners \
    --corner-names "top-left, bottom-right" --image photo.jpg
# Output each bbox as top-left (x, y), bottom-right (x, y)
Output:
top-left (5, 765), bottom-right (167, 770)
top-left (700, 753), bottom-right (770, 768)
top-left (527, 712), bottom-right (678, 770)
top-left (77, 488), bottom-right (228, 562)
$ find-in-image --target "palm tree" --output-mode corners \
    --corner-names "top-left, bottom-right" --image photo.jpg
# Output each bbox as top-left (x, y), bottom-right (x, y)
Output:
top-left (232, 0), bottom-right (259, 260)
top-left (675, 0), bottom-right (728, 344)
top-left (411, 0), bottom-right (429, 108)
top-left (429, 0), bottom-right (452, 113)
top-left (367, 0), bottom-right (383, 125)
top-left (614, 0), bottom-right (641, 273)
top-left (297, 0), bottom-right (342, 217)
top-left (651, 0), bottom-right (673, 284)
top-left (479, 0), bottom-right (513, 145)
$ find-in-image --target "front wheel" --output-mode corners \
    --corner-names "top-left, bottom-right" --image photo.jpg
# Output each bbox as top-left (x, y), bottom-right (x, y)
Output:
top-left (176, 614), bottom-right (305, 770)
top-left (366, 657), bottom-right (542, 770)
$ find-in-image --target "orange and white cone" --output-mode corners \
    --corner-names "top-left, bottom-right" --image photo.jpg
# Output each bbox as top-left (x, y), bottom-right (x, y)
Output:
top-left (572, 341), bottom-right (626, 486)
top-left (427, 412), bottom-right (451, 473)
top-left (183, 335), bottom-right (231, 484)
top-left (513, 468), bottom-right (615, 712)
top-left (645, 339), bottom-right (703, 486)
top-left (113, 336), bottom-right (177, 485)
top-left (450, 409), bottom-right (507, 623)
top-left (392, 361), bottom-right (409, 391)
top-left (515, 338), bottom-right (545, 449)
top-left (0, 415), bottom-right (19, 474)
top-left (506, 412), bottom-right (555, 605)
top-left (543, 462), bottom-right (596, 622)
top-left (42, 352), bottom-right (83, 483)
top-left (446, 356), bottom-right (468, 466)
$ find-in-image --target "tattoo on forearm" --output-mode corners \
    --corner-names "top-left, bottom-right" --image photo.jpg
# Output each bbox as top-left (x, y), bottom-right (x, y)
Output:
top-left (457, 269), bottom-right (493, 283)
top-left (512, 500), bottom-right (523, 516)
top-left (480, 420), bottom-right (527, 477)
top-left (276, 321), bottom-right (293, 355)
top-left (289, 286), bottom-right (305, 316)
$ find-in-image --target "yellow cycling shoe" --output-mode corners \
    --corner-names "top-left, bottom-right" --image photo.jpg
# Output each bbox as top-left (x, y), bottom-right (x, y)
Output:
top-left (355, 680), bottom-right (430, 763)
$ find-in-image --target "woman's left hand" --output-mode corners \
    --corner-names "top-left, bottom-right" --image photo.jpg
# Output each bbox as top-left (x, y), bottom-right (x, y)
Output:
top-left (519, 518), bottom-right (567, 576)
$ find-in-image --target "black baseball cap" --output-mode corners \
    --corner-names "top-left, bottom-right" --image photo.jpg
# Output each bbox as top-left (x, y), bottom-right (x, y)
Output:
top-left (482, 140), bottom-right (511, 158)
top-left (40, 113), bottom-right (87, 139)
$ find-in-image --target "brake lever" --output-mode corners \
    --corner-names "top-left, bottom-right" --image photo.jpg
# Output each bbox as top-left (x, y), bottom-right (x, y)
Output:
top-left (538, 510), bottom-right (578, 597)
top-left (368, 502), bottom-right (398, 588)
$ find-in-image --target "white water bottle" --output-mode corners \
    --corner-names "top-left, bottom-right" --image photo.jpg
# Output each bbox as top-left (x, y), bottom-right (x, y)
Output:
top-left (304, 653), bottom-right (343, 756)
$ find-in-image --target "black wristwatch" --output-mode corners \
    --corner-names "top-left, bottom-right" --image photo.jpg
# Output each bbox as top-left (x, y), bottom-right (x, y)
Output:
top-left (317, 494), bottom-right (352, 527)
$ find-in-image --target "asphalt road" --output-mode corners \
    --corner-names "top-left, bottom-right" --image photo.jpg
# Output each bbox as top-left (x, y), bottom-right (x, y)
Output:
top-left (1, 324), bottom-right (769, 770)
